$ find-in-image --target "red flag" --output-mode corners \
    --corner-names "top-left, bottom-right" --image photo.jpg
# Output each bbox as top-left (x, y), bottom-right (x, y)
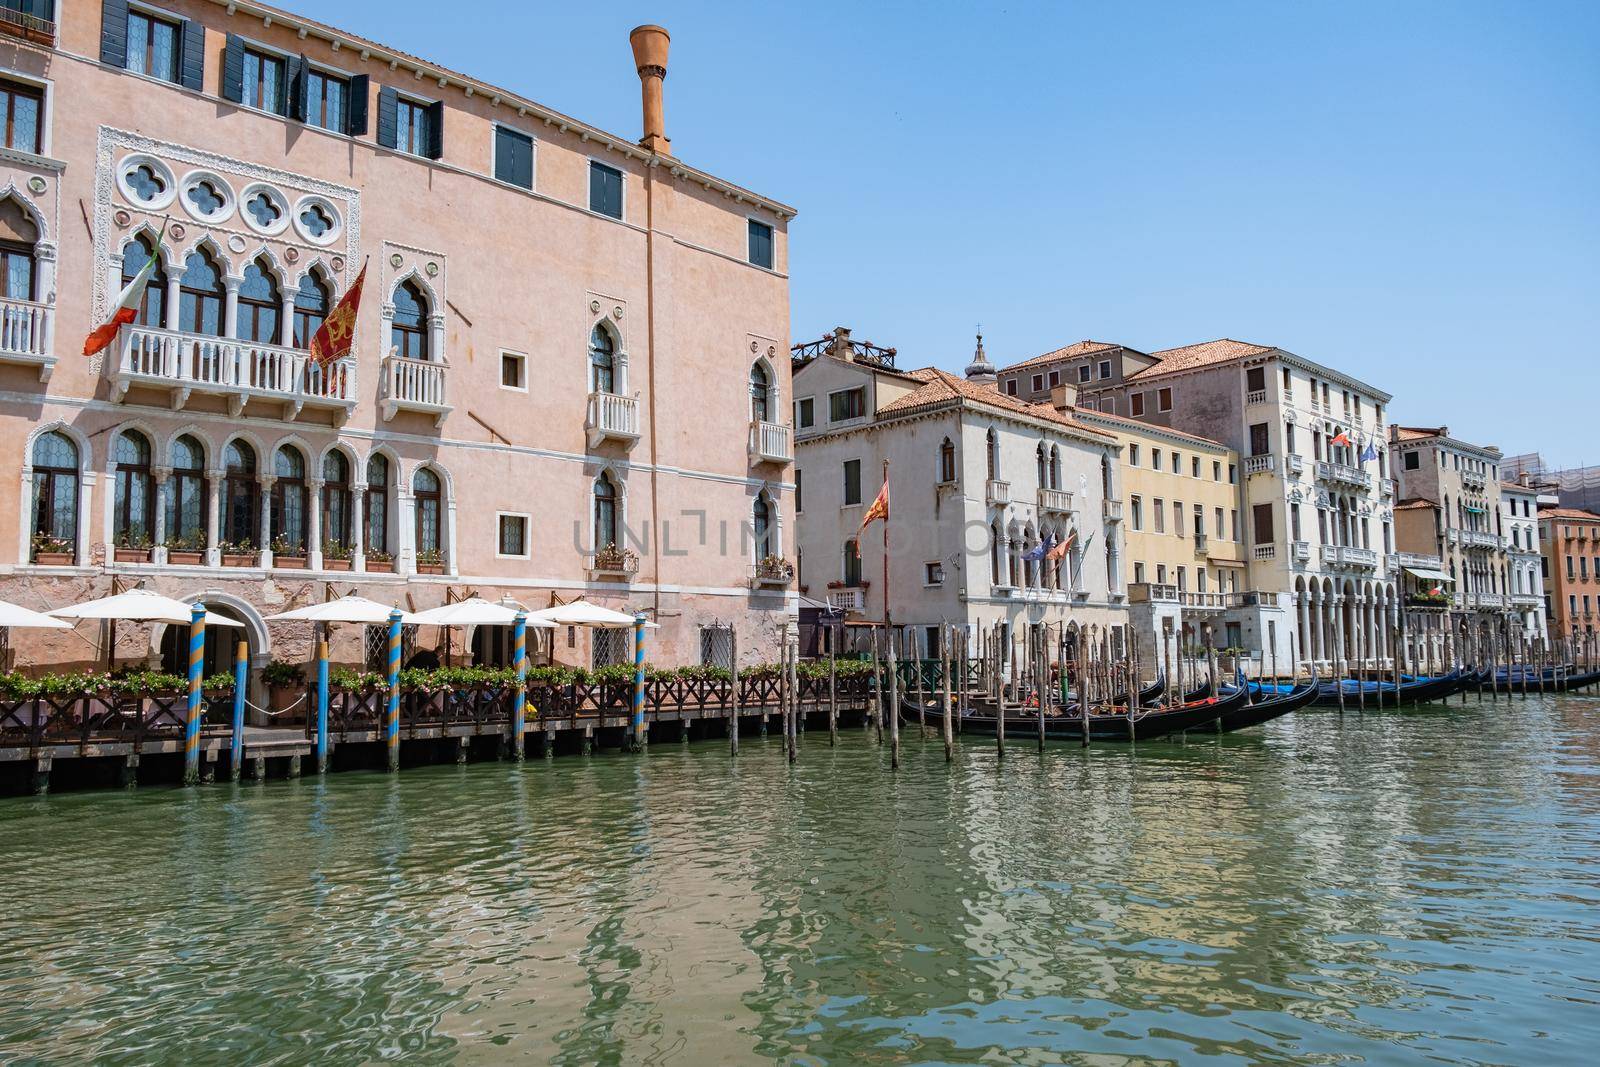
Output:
top-left (1046, 528), bottom-right (1076, 562)
top-left (84, 226), bottom-right (164, 356)
top-left (856, 479), bottom-right (889, 535)
top-left (309, 261), bottom-right (367, 365)
top-left (1330, 430), bottom-right (1351, 448)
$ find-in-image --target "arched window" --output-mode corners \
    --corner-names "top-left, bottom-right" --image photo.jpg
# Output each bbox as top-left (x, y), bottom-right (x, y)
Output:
top-left (178, 249), bottom-right (225, 336)
top-left (986, 428), bottom-right (999, 481)
top-left (843, 537), bottom-right (862, 586)
top-left (939, 437), bottom-right (956, 483)
top-left (237, 258), bottom-right (281, 344)
top-left (271, 446), bottom-right (307, 554)
top-left (752, 493), bottom-right (772, 558)
top-left (321, 451), bottom-right (351, 549)
top-left (590, 324), bottom-right (616, 395)
top-left (167, 434), bottom-right (206, 548)
top-left (223, 440), bottom-right (258, 548)
top-left (292, 270), bottom-right (331, 349)
top-left (593, 472), bottom-right (618, 549)
top-left (365, 454), bottom-right (390, 556)
top-left (1035, 443), bottom-right (1046, 487)
top-left (392, 279), bottom-right (429, 360)
top-left (0, 197), bottom-right (38, 302)
top-left (1052, 447), bottom-right (1063, 490)
top-left (414, 467), bottom-right (443, 557)
top-left (30, 431), bottom-right (78, 559)
top-left (749, 362), bottom-right (770, 422)
top-left (1100, 453), bottom-right (1111, 497)
top-left (990, 521), bottom-right (1002, 585)
top-left (121, 235), bottom-right (167, 327)
top-left (113, 430), bottom-right (155, 547)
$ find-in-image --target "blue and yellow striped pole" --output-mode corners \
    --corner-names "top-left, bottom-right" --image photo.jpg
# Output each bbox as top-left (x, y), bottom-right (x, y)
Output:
top-left (385, 607), bottom-right (402, 773)
top-left (631, 612), bottom-right (646, 752)
top-left (183, 603), bottom-right (206, 786)
top-left (315, 629), bottom-right (330, 774)
top-left (512, 611), bottom-right (527, 760)
top-left (229, 639), bottom-right (247, 780)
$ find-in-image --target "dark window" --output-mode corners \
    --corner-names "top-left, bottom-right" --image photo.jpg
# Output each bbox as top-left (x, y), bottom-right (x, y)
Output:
top-left (223, 440), bottom-right (258, 548)
top-left (112, 429), bottom-right (154, 547)
top-left (1404, 451), bottom-right (1420, 471)
top-left (1252, 503), bottom-right (1275, 544)
top-left (167, 434), bottom-right (206, 547)
top-left (1157, 387), bottom-right (1172, 412)
top-left (842, 459), bottom-right (861, 506)
top-left (414, 468), bottom-right (442, 555)
top-left (1005, 379), bottom-right (1018, 395)
top-left (321, 451), bottom-right (351, 549)
top-left (752, 495), bottom-right (772, 558)
top-left (748, 220), bottom-right (773, 269)
top-left (394, 95), bottom-right (432, 156)
top-left (0, 238), bottom-right (34, 301)
top-left (392, 279), bottom-right (429, 360)
top-left (1048, 370), bottom-right (1059, 388)
top-left (500, 351), bottom-right (525, 389)
top-left (1246, 366), bottom-right (1265, 392)
top-left (498, 514), bottom-right (527, 556)
top-left (1098, 359), bottom-right (1112, 379)
top-left (1078, 364), bottom-right (1091, 383)
top-left (292, 271), bottom-right (330, 348)
top-left (271, 447), bottom-right (308, 553)
top-left (237, 258), bottom-right (281, 344)
top-left (1130, 392), bottom-right (1145, 417)
top-left (121, 235), bottom-right (165, 326)
top-left (939, 438), bottom-right (956, 482)
top-left (365, 454), bottom-right (389, 554)
top-left (829, 387), bottom-right (865, 422)
top-left (0, 78), bottom-right (42, 154)
top-left (795, 397), bottom-right (814, 428)
top-left (843, 538), bottom-right (862, 585)
top-left (589, 161), bottom-right (623, 218)
top-left (126, 9), bottom-right (180, 83)
top-left (589, 324), bottom-right (616, 393)
top-left (243, 47), bottom-right (286, 114)
top-left (178, 249), bottom-right (224, 336)
top-left (592, 473), bottom-right (617, 549)
top-left (795, 468), bottom-right (802, 512)
top-left (749, 361), bottom-right (770, 422)
top-left (1249, 422), bottom-right (1270, 457)
top-left (305, 68), bottom-right (349, 133)
top-left (494, 125), bottom-right (533, 189)
top-left (29, 430), bottom-right (77, 558)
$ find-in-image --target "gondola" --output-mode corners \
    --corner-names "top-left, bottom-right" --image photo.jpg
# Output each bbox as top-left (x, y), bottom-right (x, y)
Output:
top-left (1310, 668), bottom-right (1466, 707)
top-left (1219, 671), bottom-right (1319, 732)
top-left (1486, 666), bottom-right (1600, 693)
top-left (1181, 677), bottom-right (1213, 703)
top-left (901, 684), bottom-right (1250, 743)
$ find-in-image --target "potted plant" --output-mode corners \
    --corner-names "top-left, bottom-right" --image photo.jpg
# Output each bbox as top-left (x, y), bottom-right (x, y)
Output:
top-left (164, 530), bottom-right (207, 566)
top-left (752, 555), bottom-right (795, 585)
top-left (365, 548), bottom-right (395, 574)
top-left (113, 527), bottom-right (154, 563)
top-left (271, 535), bottom-right (307, 569)
top-left (416, 547), bottom-right (445, 575)
top-left (591, 543), bottom-right (638, 578)
top-left (262, 659), bottom-right (305, 717)
top-left (322, 539), bottom-right (353, 572)
top-left (30, 534), bottom-right (73, 566)
top-left (220, 539), bottom-right (256, 567)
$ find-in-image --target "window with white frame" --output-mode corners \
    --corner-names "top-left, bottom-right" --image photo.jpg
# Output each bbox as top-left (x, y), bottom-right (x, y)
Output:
top-left (500, 350), bottom-right (527, 391)
top-left (496, 513), bottom-right (529, 558)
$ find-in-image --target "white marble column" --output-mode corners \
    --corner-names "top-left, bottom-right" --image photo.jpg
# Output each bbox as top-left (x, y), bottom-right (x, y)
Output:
top-left (205, 470), bottom-right (223, 566)
top-left (258, 474), bottom-right (276, 568)
top-left (152, 466), bottom-right (171, 565)
top-left (428, 313), bottom-right (446, 364)
top-left (351, 484), bottom-right (367, 570)
top-left (223, 275), bottom-right (242, 340)
top-left (307, 477), bottom-right (323, 570)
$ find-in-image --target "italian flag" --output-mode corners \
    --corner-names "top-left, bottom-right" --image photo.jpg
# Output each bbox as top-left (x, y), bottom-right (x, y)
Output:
top-left (83, 230), bottom-right (162, 356)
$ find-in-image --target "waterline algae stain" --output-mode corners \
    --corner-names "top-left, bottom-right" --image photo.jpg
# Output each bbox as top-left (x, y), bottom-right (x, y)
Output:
top-left (3, 699), bottom-right (1600, 1063)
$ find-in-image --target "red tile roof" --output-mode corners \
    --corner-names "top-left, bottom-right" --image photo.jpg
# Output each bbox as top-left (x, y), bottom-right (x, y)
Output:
top-left (1125, 338), bottom-right (1274, 381)
top-left (1393, 498), bottom-right (1438, 511)
top-left (999, 341), bottom-right (1124, 374)
top-left (1540, 507), bottom-right (1600, 521)
top-left (877, 370), bottom-right (1115, 442)
top-left (1392, 426), bottom-right (1443, 442)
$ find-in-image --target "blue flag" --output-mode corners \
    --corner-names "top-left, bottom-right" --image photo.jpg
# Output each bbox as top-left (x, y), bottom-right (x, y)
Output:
top-left (1360, 437), bottom-right (1379, 463)
top-left (1022, 535), bottom-right (1053, 562)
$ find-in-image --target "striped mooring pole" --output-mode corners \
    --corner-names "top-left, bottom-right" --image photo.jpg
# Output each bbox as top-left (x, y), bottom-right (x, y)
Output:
top-left (511, 611), bottom-right (527, 760)
top-left (631, 612), bottom-right (647, 752)
top-left (315, 631), bottom-right (330, 774)
top-left (182, 603), bottom-right (207, 786)
top-left (229, 638), bottom-right (247, 781)
top-left (385, 607), bottom-right (402, 773)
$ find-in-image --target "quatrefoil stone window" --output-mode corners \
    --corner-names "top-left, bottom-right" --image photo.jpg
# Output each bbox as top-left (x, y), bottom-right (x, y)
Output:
top-left (246, 192), bottom-right (281, 227)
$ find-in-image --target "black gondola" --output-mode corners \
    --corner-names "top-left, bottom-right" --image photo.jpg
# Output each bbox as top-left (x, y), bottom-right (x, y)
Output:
top-left (902, 684), bottom-right (1250, 743)
top-left (1220, 672), bottom-right (1318, 732)
top-left (1310, 668), bottom-right (1466, 707)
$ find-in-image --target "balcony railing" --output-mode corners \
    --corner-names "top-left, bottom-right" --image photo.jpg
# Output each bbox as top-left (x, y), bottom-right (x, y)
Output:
top-left (1291, 540), bottom-right (1311, 562)
top-left (1315, 460), bottom-right (1368, 490)
top-left (1469, 592), bottom-right (1507, 610)
top-left (112, 324), bottom-right (356, 419)
top-left (1128, 582), bottom-right (1179, 603)
top-left (749, 420), bottom-right (792, 465)
top-left (1510, 592), bottom-right (1542, 608)
top-left (0, 1), bottom-right (54, 45)
top-left (1390, 551), bottom-right (1442, 572)
top-left (828, 588), bottom-right (865, 611)
top-left (1253, 544), bottom-right (1277, 561)
top-left (1244, 455), bottom-right (1275, 476)
top-left (1285, 454), bottom-right (1304, 476)
top-left (1461, 470), bottom-right (1487, 491)
top-left (1102, 499), bottom-right (1124, 523)
top-left (1380, 478), bottom-right (1394, 498)
top-left (1321, 544), bottom-right (1379, 569)
top-left (586, 391), bottom-right (641, 447)
top-left (986, 479), bottom-right (1011, 507)
top-left (1036, 486), bottom-right (1072, 513)
top-left (0, 297), bottom-right (53, 380)
top-left (749, 558), bottom-right (795, 586)
top-left (1193, 533), bottom-right (1209, 555)
top-left (380, 354), bottom-right (450, 425)
top-left (1245, 388), bottom-right (1267, 405)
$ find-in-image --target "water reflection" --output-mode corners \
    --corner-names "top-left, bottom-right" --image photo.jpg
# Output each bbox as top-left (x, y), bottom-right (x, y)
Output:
top-left (2, 697), bottom-right (1599, 1063)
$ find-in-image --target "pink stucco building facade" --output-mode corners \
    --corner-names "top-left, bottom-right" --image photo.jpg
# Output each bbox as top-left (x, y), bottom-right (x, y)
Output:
top-left (0, 1), bottom-right (796, 680)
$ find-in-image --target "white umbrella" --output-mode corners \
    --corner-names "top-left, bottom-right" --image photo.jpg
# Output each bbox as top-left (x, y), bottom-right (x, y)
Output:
top-left (406, 598), bottom-right (556, 628)
top-left (530, 601), bottom-right (658, 628)
top-left (267, 596), bottom-right (423, 625)
top-left (49, 588), bottom-right (244, 627)
top-left (0, 598), bottom-right (71, 629)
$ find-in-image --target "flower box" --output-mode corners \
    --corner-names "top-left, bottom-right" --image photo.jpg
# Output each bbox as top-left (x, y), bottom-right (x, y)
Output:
top-left (114, 548), bottom-right (153, 564)
top-left (417, 563), bottom-right (445, 575)
top-left (167, 550), bottom-right (205, 566)
top-left (222, 553), bottom-right (255, 568)
top-left (365, 559), bottom-right (395, 574)
top-left (323, 558), bottom-right (352, 572)
top-left (275, 556), bottom-right (308, 570)
top-left (32, 552), bottom-right (73, 566)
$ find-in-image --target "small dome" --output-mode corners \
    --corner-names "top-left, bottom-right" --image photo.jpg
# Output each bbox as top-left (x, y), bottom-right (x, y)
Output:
top-left (964, 331), bottom-right (996, 382)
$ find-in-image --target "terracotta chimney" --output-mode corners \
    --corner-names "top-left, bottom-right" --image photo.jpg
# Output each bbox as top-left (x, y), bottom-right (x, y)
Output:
top-left (629, 25), bottom-right (672, 155)
top-left (1049, 383), bottom-right (1079, 410)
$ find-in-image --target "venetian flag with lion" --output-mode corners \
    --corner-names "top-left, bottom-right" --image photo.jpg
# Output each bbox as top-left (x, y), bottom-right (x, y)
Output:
top-left (308, 260), bottom-right (368, 365)
top-left (857, 479), bottom-right (889, 535)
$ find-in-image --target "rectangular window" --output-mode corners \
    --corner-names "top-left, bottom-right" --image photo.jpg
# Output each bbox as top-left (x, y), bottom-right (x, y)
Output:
top-left (494, 125), bottom-right (534, 189)
top-left (1192, 456), bottom-right (1200, 478)
top-left (1246, 366), bottom-right (1265, 392)
top-left (1212, 460), bottom-right (1221, 481)
top-left (794, 469), bottom-right (802, 513)
top-left (1130, 392), bottom-right (1145, 417)
top-left (243, 48), bottom-right (286, 114)
top-left (1078, 365), bottom-right (1091, 383)
top-left (1151, 448), bottom-right (1161, 471)
top-left (1229, 464), bottom-right (1236, 484)
top-left (748, 219), bottom-right (774, 269)
top-left (1156, 564), bottom-right (1167, 584)
top-left (1404, 450), bottom-right (1420, 470)
top-left (0, 79), bottom-right (42, 155)
top-left (1098, 359), bottom-right (1112, 379)
top-left (394, 95), bottom-right (433, 156)
top-left (924, 561), bottom-right (944, 585)
top-left (842, 460), bottom-right (861, 506)
top-left (590, 161), bottom-right (624, 219)
top-left (1133, 562), bottom-right (1145, 584)
top-left (305, 68), bottom-right (350, 133)
top-left (1215, 507), bottom-right (1225, 538)
top-left (1171, 452), bottom-right (1180, 474)
top-left (1176, 566), bottom-right (1187, 592)
top-left (1005, 379), bottom-right (1018, 395)
top-left (1048, 370), bottom-right (1060, 387)
top-left (499, 350), bottom-right (527, 391)
top-left (1130, 495), bottom-right (1143, 530)
top-left (1249, 422), bottom-right (1270, 457)
top-left (1154, 497), bottom-right (1166, 533)
top-left (829, 388), bottom-right (865, 422)
top-left (1031, 374), bottom-right (1043, 391)
top-left (1253, 503), bottom-right (1275, 543)
top-left (795, 397), bottom-right (814, 428)
top-left (1128, 443), bottom-right (1140, 466)
top-left (496, 513), bottom-right (529, 558)
top-left (1173, 501), bottom-right (1184, 536)
top-left (126, 10), bottom-right (182, 83)
top-left (1158, 387), bottom-right (1172, 412)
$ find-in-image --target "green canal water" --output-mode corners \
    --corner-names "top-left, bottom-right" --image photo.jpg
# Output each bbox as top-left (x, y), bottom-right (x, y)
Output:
top-left (3, 698), bottom-right (1600, 1065)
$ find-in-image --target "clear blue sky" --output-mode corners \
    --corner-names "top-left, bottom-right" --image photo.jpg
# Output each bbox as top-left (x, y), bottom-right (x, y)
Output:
top-left (287, 0), bottom-right (1599, 467)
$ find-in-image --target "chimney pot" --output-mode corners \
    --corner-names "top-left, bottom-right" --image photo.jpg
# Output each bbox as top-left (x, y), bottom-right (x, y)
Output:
top-left (629, 25), bottom-right (672, 155)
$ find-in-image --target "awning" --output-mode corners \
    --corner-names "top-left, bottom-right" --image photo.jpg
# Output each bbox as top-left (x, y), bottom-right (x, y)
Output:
top-left (1464, 505), bottom-right (1485, 514)
top-left (1402, 566), bottom-right (1454, 584)
top-left (1209, 557), bottom-right (1247, 569)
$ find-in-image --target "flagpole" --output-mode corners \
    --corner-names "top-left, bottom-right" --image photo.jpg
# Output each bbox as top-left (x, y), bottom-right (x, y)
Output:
top-left (881, 459), bottom-right (891, 636)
